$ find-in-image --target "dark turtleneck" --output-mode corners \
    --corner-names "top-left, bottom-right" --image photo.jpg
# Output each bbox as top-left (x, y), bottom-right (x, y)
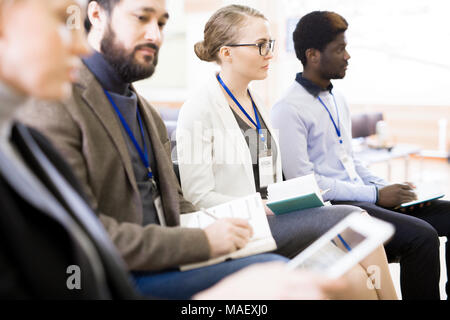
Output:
top-left (83, 51), bottom-right (159, 226)
top-left (83, 51), bottom-right (130, 96)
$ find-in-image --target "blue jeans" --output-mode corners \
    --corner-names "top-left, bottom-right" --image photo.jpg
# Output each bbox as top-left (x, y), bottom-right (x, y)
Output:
top-left (131, 253), bottom-right (287, 299)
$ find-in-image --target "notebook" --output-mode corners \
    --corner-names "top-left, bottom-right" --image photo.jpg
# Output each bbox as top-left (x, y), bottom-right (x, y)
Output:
top-left (398, 183), bottom-right (445, 208)
top-left (179, 193), bottom-right (277, 271)
top-left (266, 174), bottom-right (326, 215)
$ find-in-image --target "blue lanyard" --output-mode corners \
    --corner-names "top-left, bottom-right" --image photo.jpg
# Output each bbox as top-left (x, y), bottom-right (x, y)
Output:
top-left (103, 89), bottom-right (153, 180)
top-left (331, 234), bottom-right (352, 251)
top-left (337, 234), bottom-right (352, 251)
top-left (216, 74), bottom-right (265, 143)
top-left (317, 94), bottom-right (342, 144)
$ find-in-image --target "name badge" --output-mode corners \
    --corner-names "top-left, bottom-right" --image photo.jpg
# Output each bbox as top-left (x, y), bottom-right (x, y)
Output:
top-left (338, 144), bottom-right (358, 181)
top-left (259, 149), bottom-right (275, 188)
top-left (154, 196), bottom-right (167, 227)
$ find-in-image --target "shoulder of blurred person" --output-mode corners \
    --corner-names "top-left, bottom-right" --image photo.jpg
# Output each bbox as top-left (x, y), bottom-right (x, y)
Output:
top-left (0, 122), bottom-right (138, 299)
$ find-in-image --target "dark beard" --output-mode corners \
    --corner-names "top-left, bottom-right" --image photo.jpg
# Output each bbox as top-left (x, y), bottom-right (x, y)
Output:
top-left (319, 56), bottom-right (347, 80)
top-left (100, 25), bottom-right (159, 83)
top-left (321, 70), bottom-right (344, 80)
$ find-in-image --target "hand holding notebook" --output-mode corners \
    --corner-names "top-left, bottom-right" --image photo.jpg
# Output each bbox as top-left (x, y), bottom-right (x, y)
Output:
top-left (179, 193), bottom-right (277, 271)
top-left (266, 174), bottom-right (329, 215)
top-left (396, 182), bottom-right (445, 208)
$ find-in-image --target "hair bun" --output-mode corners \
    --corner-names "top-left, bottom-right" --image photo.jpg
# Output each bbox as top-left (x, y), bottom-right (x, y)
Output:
top-left (194, 5), bottom-right (267, 64)
top-left (194, 41), bottom-right (214, 62)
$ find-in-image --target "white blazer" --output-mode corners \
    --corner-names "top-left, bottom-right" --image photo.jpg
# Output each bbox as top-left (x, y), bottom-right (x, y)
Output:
top-left (177, 72), bottom-right (283, 209)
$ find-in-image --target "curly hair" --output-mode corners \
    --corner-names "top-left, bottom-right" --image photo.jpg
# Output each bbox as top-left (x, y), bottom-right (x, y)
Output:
top-left (293, 11), bottom-right (348, 66)
top-left (84, 0), bottom-right (121, 32)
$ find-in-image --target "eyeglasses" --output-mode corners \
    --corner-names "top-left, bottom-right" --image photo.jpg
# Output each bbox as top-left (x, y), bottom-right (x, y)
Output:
top-left (226, 39), bottom-right (275, 56)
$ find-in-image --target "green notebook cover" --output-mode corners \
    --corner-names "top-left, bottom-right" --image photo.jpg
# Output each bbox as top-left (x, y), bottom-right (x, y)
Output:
top-left (266, 193), bottom-right (324, 215)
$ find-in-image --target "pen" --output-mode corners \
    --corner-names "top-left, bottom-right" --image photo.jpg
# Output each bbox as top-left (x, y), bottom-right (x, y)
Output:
top-left (321, 188), bottom-right (331, 195)
top-left (200, 208), bottom-right (219, 220)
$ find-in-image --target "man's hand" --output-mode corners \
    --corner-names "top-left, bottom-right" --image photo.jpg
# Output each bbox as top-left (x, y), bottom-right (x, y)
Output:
top-left (204, 218), bottom-right (253, 258)
top-left (193, 262), bottom-right (348, 300)
top-left (377, 183), bottom-right (417, 208)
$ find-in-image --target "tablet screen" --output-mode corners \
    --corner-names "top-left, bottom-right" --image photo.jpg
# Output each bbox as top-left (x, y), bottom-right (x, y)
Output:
top-left (338, 226), bottom-right (366, 250)
top-left (298, 227), bottom-right (367, 273)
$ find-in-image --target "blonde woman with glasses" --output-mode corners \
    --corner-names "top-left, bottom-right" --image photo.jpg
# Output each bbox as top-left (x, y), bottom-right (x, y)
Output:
top-left (177, 4), bottom-right (398, 300)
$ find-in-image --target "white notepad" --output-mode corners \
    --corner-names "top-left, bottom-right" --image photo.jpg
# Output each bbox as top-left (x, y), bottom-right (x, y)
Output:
top-left (179, 193), bottom-right (277, 271)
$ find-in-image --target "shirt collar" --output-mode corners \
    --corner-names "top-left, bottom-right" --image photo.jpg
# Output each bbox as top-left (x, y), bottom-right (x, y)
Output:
top-left (295, 72), bottom-right (333, 97)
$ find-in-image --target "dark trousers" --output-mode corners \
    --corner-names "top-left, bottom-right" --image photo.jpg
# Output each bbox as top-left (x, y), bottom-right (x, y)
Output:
top-left (267, 205), bottom-right (357, 258)
top-left (333, 200), bottom-right (450, 300)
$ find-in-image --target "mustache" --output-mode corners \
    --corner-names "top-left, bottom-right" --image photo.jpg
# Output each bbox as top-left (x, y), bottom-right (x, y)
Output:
top-left (134, 43), bottom-right (159, 53)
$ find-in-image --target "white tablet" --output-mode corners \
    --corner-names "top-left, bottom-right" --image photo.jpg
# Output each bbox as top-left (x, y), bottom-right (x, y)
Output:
top-left (286, 212), bottom-right (395, 279)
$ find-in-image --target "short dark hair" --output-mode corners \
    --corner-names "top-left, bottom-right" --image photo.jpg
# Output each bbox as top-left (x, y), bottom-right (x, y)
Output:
top-left (84, 0), bottom-right (121, 33)
top-left (293, 11), bottom-right (348, 66)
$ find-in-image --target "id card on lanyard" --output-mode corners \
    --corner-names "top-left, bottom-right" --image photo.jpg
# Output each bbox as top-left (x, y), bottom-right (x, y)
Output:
top-left (103, 89), bottom-right (167, 226)
top-left (318, 94), bottom-right (358, 181)
top-left (217, 74), bottom-right (275, 187)
top-left (259, 139), bottom-right (274, 188)
top-left (337, 144), bottom-right (358, 181)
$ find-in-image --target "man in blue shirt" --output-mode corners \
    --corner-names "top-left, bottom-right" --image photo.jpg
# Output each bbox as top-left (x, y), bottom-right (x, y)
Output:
top-left (272, 11), bottom-right (450, 300)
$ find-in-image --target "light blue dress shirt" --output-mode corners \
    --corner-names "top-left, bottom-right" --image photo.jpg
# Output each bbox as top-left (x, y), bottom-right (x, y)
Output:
top-left (271, 75), bottom-right (387, 203)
